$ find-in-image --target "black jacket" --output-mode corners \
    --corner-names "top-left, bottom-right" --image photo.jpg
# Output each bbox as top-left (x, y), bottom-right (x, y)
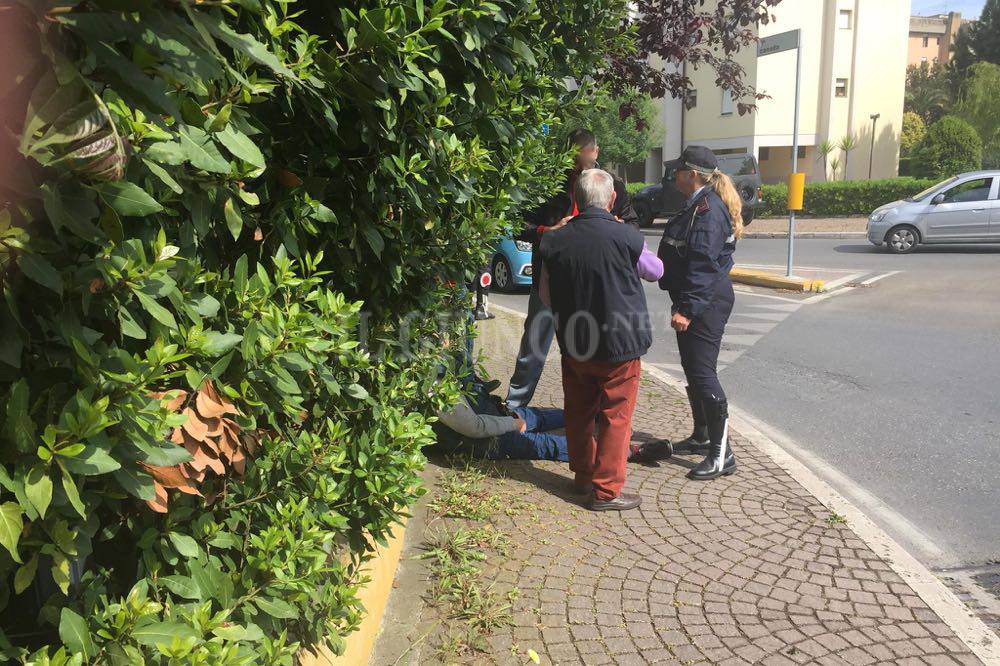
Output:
top-left (538, 207), bottom-right (652, 363)
top-left (657, 188), bottom-right (736, 319)
top-left (519, 170), bottom-right (638, 278)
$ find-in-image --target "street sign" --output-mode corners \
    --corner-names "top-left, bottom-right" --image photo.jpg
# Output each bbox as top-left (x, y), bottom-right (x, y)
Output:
top-left (757, 30), bottom-right (800, 57)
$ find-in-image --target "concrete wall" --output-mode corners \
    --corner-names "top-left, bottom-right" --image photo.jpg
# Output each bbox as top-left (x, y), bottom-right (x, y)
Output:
top-left (645, 55), bottom-right (684, 183)
top-left (908, 32), bottom-right (943, 65)
top-left (845, 0), bottom-right (910, 180)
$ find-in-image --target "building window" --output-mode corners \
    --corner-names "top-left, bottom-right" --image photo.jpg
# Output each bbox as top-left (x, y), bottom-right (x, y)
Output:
top-left (721, 89), bottom-right (734, 115)
top-left (759, 147), bottom-right (771, 161)
top-left (935, 37), bottom-right (941, 45)
top-left (797, 146), bottom-right (807, 159)
top-left (838, 9), bottom-right (852, 29)
top-left (835, 78), bottom-right (848, 97)
top-left (923, 36), bottom-right (929, 47)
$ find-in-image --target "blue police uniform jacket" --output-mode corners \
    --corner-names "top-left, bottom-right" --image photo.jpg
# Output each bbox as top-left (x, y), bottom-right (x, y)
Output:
top-left (656, 188), bottom-right (737, 319)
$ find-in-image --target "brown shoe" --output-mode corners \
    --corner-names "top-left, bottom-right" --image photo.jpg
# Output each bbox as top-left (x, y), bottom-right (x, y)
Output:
top-left (588, 492), bottom-right (642, 512)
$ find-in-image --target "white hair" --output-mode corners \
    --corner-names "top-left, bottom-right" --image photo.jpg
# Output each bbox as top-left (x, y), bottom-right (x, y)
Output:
top-left (574, 168), bottom-right (615, 210)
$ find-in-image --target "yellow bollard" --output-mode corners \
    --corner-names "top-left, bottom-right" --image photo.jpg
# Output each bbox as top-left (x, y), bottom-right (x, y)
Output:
top-left (787, 172), bottom-right (805, 211)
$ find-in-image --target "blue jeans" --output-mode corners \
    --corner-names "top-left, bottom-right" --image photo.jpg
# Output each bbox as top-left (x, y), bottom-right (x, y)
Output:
top-left (493, 407), bottom-right (568, 462)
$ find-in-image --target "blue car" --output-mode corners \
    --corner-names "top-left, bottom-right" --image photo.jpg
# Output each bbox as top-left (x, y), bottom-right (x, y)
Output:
top-left (490, 236), bottom-right (533, 292)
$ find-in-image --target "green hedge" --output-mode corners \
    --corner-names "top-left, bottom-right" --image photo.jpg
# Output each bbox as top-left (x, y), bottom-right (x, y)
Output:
top-left (759, 178), bottom-right (939, 217)
top-left (0, 1), bottom-right (625, 662)
top-left (626, 182), bottom-right (656, 196)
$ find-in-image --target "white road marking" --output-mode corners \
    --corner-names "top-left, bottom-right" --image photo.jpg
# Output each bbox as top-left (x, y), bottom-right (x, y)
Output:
top-left (734, 288), bottom-right (805, 303)
top-left (820, 272), bottom-right (866, 292)
top-left (861, 270), bottom-right (901, 286)
top-left (726, 322), bottom-right (780, 334)
top-left (730, 311), bottom-right (789, 322)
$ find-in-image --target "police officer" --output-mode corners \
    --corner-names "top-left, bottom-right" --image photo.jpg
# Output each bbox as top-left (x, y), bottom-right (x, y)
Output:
top-left (631, 146), bottom-right (744, 481)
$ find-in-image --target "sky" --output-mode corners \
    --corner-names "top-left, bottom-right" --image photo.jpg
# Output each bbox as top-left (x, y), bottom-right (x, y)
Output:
top-left (910, 0), bottom-right (985, 18)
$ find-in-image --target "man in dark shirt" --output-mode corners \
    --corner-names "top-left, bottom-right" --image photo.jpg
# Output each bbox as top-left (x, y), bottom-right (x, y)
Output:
top-left (538, 169), bottom-right (652, 512)
top-left (506, 129), bottom-right (638, 410)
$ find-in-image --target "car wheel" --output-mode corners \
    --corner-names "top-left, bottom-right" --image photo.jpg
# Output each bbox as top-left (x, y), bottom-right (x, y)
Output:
top-left (492, 256), bottom-right (513, 292)
top-left (885, 225), bottom-right (919, 254)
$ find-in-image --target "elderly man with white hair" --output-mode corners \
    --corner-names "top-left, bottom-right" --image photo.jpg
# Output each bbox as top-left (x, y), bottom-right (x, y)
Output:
top-left (537, 168), bottom-right (661, 512)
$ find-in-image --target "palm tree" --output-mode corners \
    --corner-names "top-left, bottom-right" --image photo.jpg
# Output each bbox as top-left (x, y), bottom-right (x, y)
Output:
top-left (816, 139), bottom-right (835, 181)
top-left (838, 135), bottom-right (858, 180)
top-left (905, 62), bottom-right (951, 123)
top-left (829, 156), bottom-right (841, 182)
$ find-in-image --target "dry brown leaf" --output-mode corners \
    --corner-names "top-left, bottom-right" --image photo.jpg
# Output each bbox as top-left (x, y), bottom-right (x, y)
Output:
top-left (89, 278), bottom-right (106, 294)
top-left (175, 483), bottom-right (201, 496)
top-left (170, 427), bottom-right (185, 445)
top-left (277, 168), bottom-right (302, 188)
top-left (142, 463), bottom-right (202, 496)
top-left (188, 444), bottom-right (212, 472)
top-left (242, 432), bottom-right (260, 455)
top-left (181, 407), bottom-right (210, 442)
top-left (204, 452), bottom-right (225, 476)
top-left (195, 391), bottom-right (229, 419)
top-left (203, 416), bottom-right (224, 438)
top-left (152, 390), bottom-right (188, 412)
top-left (146, 481), bottom-right (168, 513)
top-left (253, 227), bottom-right (263, 241)
top-left (200, 381), bottom-right (237, 414)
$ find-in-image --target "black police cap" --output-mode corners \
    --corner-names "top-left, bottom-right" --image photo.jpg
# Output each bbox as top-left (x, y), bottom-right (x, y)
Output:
top-left (664, 145), bottom-right (718, 175)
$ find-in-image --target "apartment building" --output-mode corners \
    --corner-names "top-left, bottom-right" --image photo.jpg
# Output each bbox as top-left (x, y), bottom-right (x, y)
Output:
top-left (909, 12), bottom-right (968, 66)
top-left (642, 0), bottom-right (910, 185)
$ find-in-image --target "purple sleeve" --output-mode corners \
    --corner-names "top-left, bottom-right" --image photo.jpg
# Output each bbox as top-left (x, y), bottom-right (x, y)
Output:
top-left (636, 244), bottom-right (664, 282)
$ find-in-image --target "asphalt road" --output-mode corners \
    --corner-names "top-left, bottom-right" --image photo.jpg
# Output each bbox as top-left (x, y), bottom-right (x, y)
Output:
top-left (490, 237), bottom-right (1000, 579)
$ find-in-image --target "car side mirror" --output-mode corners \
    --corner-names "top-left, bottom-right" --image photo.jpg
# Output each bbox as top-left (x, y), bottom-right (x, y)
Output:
top-left (931, 193), bottom-right (946, 205)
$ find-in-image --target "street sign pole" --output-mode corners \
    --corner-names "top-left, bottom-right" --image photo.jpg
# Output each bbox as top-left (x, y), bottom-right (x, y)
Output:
top-left (757, 29), bottom-right (803, 278)
top-left (787, 32), bottom-right (801, 278)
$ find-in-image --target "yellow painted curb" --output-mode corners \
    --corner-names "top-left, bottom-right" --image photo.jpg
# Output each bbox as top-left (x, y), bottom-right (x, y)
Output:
top-left (730, 267), bottom-right (825, 293)
top-left (299, 517), bottom-right (409, 666)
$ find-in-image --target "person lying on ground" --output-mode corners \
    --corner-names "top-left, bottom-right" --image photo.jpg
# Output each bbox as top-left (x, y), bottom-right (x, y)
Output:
top-left (431, 377), bottom-right (569, 462)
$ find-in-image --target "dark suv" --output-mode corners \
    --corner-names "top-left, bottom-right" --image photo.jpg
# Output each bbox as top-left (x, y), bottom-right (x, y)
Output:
top-left (632, 153), bottom-right (764, 228)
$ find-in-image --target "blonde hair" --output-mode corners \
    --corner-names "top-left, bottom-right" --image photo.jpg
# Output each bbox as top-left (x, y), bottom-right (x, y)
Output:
top-left (700, 169), bottom-right (744, 240)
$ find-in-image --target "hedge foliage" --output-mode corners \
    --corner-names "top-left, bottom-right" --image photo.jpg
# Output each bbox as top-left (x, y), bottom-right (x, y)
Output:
top-left (625, 182), bottom-right (656, 196)
top-left (760, 178), bottom-right (940, 217)
top-left (910, 116), bottom-right (983, 179)
top-left (0, 0), bottom-right (625, 662)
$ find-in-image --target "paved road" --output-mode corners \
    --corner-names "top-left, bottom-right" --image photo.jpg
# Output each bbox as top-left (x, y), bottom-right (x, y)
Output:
top-left (490, 238), bottom-right (1000, 588)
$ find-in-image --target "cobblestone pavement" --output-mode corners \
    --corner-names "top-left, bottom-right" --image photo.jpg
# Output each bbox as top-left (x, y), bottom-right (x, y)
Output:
top-left (388, 311), bottom-right (986, 665)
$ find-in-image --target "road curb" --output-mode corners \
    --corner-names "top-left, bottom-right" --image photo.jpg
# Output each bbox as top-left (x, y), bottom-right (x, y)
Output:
top-left (730, 267), bottom-right (825, 292)
top-left (488, 301), bottom-right (1000, 665)
top-left (742, 231), bottom-right (867, 239)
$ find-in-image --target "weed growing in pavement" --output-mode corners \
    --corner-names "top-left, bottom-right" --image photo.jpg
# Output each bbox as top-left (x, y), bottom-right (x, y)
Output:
top-left (429, 463), bottom-right (505, 520)
top-left (826, 512), bottom-right (848, 526)
top-left (422, 526), bottom-right (514, 658)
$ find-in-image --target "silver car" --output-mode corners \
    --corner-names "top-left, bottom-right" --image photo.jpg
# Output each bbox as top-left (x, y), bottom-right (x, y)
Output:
top-left (867, 171), bottom-right (1000, 253)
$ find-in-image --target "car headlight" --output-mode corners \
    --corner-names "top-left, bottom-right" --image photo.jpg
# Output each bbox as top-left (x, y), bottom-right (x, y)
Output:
top-left (514, 240), bottom-right (532, 252)
top-left (870, 210), bottom-right (889, 224)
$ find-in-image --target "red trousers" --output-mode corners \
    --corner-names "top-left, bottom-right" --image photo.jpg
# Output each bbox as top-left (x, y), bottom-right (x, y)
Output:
top-left (561, 356), bottom-right (641, 501)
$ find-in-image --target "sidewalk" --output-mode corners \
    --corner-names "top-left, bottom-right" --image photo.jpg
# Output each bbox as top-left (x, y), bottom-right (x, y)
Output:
top-left (648, 217), bottom-right (868, 239)
top-left (373, 311), bottom-right (994, 665)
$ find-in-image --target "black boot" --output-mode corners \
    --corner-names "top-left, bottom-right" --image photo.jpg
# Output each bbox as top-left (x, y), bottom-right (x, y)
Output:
top-left (674, 386), bottom-right (710, 455)
top-left (628, 385), bottom-right (706, 462)
top-left (687, 397), bottom-right (736, 481)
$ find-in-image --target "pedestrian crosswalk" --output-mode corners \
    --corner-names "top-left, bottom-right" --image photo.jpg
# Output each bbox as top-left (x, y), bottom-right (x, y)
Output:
top-left (649, 296), bottom-right (802, 378)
